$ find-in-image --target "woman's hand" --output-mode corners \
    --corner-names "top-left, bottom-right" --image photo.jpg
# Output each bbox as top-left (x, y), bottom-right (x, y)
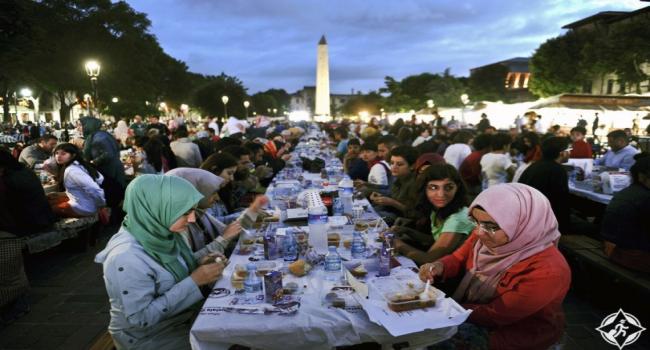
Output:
top-left (392, 238), bottom-right (409, 255)
top-left (222, 221), bottom-right (242, 241)
top-left (419, 261), bottom-right (444, 283)
top-left (372, 195), bottom-right (393, 207)
top-left (249, 195), bottom-right (269, 212)
top-left (191, 261), bottom-right (226, 286)
top-left (198, 252), bottom-right (227, 265)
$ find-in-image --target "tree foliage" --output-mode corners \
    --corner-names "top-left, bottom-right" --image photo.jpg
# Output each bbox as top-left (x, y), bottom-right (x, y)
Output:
top-left (0, 0), bottom-right (241, 122)
top-left (340, 91), bottom-right (384, 115)
top-left (378, 69), bottom-right (467, 112)
top-left (530, 15), bottom-right (650, 97)
top-left (468, 64), bottom-right (509, 102)
top-left (191, 73), bottom-right (248, 120)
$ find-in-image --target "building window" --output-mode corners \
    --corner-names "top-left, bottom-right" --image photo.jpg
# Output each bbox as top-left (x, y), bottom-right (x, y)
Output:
top-left (606, 79), bottom-right (614, 94)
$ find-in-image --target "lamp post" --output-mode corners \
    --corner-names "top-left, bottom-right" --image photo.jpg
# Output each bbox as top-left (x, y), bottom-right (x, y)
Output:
top-left (111, 97), bottom-right (119, 103)
top-left (221, 95), bottom-right (229, 121)
top-left (272, 108), bottom-right (277, 117)
top-left (460, 94), bottom-right (470, 126)
top-left (243, 100), bottom-right (250, 119)
top-left (84, 60), bottom-right (101, 115)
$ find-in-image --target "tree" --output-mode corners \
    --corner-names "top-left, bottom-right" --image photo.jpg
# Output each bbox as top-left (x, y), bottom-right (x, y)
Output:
top-left (426, 69), bottom-right (467, 107)
top-left (251, 92), bottom-right (278, 115)
top-left (528, 31), bottom-right (591, 97)
top-left (468, 64), bottom-right (509, 102)
top-left (0, 0), bottom-right (44, 122)
top-left (261, 89), bottom-right (290, 111)
top-left (379, 71), bottom-right (467, 111)
top-left (340, 91), bottom-right (384, 115)
top-left (191, 73), bottom-right (248, 121)
top-left (607, 20), bottom-right (650, 93)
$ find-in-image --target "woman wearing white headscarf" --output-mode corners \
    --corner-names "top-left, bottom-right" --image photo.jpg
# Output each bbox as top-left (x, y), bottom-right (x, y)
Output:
top-left (114, 120), bottom-right (130, 148)
top-left (420, 183), bottom-right (571, 350)
top-left (165, 168), bottom-right (268, 259)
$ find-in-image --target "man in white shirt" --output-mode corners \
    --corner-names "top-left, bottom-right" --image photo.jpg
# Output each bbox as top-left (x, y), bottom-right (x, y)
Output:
top-left (360, 141), bottom-right (390, 186)
top-left (443, 131), bottom-right (473, 169)
top-left (595, 130), bottom-right (640, 170)
top-left (480, 133), bottom-right (516, 189)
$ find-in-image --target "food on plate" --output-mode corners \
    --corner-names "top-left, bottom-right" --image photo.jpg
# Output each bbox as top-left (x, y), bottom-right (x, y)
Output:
top-left (242, 238), bottom-right (255, 245)
top-left (288, 259), bottom-right (312, 277)
top-left (349, 264), bottom-right (367, 277)
top-left (386, 290), bottom-right (437, 312)
top-left (354, 222), bottom-right (368, 231)
top-left (283, 282), bottom-right (299, 294)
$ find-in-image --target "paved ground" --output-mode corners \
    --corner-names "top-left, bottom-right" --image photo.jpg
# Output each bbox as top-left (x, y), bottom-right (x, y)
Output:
top-left (1, 226), bottom-right (648, 350)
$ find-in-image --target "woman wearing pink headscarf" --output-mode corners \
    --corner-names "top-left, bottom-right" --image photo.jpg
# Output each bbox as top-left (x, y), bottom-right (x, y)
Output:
top-left (420, 183), bottom-right (571, 350)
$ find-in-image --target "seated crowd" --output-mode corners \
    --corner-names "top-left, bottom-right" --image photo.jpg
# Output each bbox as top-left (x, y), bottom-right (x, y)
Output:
top-left (0, 112), bottom-right (647, 349)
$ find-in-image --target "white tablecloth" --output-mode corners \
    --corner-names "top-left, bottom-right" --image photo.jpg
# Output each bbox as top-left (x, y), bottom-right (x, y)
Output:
top-left (190, 166), bottom-right (461, 349)
top-left (569, 184), bottom-right (612, 205)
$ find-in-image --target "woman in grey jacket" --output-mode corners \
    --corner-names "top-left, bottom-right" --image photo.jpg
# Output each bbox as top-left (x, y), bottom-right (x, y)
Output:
top-left (165, 167), bottom-right (269, 259)
top-left (95, 175), bottom-right (225, 349)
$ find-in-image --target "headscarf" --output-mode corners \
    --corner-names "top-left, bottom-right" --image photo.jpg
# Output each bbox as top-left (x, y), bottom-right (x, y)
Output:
top-left (114, 120), bottom-right (129, 146)
top-left (79, 116), bottom-right (103, 160)
top-left (452, 183), bottom-right (561, 303)
top-left (122, 175), bottom-right (203, 282)
top-left (165, 168), bottom-right (224, 209)
top-left (414, 153), bottom-right (445, 173)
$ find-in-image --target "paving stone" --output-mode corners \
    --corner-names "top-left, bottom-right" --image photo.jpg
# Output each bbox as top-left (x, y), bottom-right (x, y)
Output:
top-left (0, 333), bottom-right (41, 348)
top-left (33, 335), bottom-right (68, 349)
top-left (56, 301), bottom-right (108, 314)
top-left (57, 324), bottom-right (106, 349)
top-left (565, 311), bottom-right (601, 326)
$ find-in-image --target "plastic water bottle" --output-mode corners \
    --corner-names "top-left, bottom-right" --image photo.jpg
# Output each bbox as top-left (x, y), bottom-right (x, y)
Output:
top-left (324, 246), bottom-right (342, 281)
top-left (338, 175), bottom-right (354, 215)
top-left (244, 263), bottom-right (263, 304)
top-left (308, 205), bottom-right (329, 252)
top-left (351, 231), bottom-right (366, 259)
top-left (378, 241), bottom-right (392, 277)
top-left (283, 230), bottom-right (298, 262)
top-left (332, 198), bottom-right (344, 216)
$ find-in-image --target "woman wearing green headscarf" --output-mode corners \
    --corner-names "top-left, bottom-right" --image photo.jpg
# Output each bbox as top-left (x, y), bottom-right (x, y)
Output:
top-left (95, 175), bottom-right (225, 349)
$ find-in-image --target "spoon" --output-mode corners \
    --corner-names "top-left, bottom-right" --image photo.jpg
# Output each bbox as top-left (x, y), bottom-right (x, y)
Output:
top-left (420, 280), bottom-right (432, 301)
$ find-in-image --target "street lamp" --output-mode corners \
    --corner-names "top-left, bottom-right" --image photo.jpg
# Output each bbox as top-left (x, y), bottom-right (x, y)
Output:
top-left (272, 108), bottom-right (277, 116)
top-left (20, 88), bottom-right (32, 98)
top-left (111, 97), bottom-right (119, 103)
top-left (221, 95), bottom-right (229, 120)
top-left (426, 99), bottom-right (434, 109)
top-left (84, 60), bottom-right (101, 114)
top-left (243, 100), bottom-right (250, 118)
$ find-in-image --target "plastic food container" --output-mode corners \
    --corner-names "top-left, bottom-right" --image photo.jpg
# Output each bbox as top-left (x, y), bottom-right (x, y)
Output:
top-left (384, 290), bottom-right (436, 312)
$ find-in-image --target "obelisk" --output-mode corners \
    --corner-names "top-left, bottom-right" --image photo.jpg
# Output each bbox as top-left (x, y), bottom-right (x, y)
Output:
top-left (315, 35), bottom-right (330, 116)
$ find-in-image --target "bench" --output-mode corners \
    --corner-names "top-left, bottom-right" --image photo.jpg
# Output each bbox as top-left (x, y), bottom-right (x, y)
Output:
top-left (558, 235), bottom-right (650, 296)
top-left (23, 214), bottom-right (100, 254)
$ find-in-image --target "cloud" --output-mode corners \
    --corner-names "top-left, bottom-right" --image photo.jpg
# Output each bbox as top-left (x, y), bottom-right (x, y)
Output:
top-left (124, 0), bottom-right (647, 93)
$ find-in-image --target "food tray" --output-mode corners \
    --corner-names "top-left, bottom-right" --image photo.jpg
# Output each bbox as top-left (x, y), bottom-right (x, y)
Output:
top-left (368, 271), bottom-right (442, 312)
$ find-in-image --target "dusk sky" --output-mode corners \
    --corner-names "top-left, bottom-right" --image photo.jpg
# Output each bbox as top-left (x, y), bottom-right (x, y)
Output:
top-left (125, 0), bottom-right (647, 94)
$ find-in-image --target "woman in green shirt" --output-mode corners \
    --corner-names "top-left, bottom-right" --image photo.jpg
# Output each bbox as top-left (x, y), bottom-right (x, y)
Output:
top-left (393, 163), bottom-right (475, 265)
